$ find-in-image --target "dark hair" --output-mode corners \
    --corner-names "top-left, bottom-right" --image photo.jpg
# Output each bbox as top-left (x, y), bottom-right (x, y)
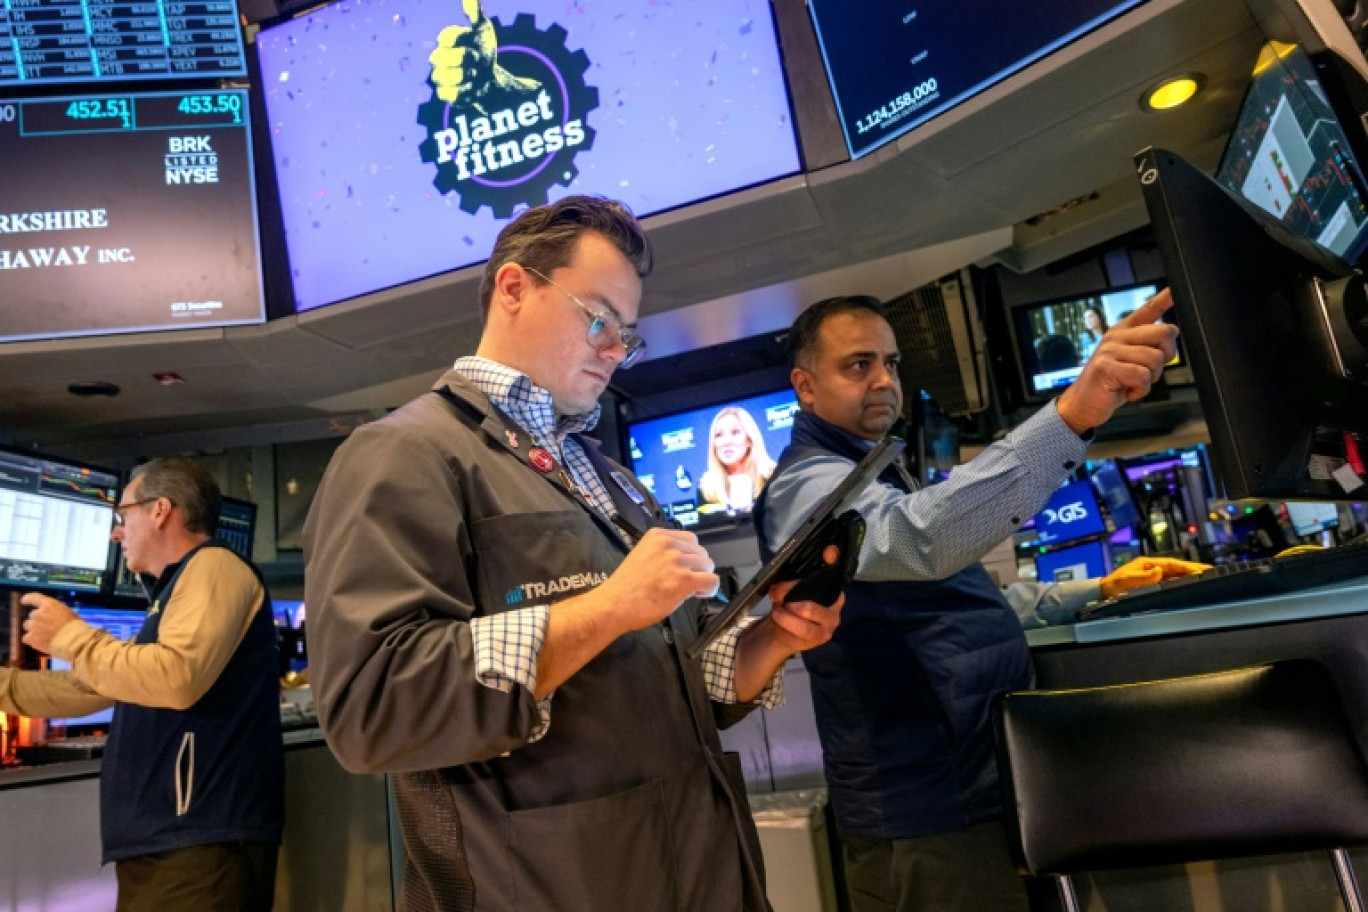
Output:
top-left (788, 295), bottom-right (885, 370)
top-left (1035, 334), bottom-right (1081, 372)
top-left (478, 195), bottom-right (653, 320)
top-left (130, 458), bottom-right (222, 535)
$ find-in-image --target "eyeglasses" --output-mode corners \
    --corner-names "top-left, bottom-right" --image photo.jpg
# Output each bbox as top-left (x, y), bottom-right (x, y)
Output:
top-left (112, 497), bottom-right (159, 527)
top-left (524, 266), bottom-right (647, 368)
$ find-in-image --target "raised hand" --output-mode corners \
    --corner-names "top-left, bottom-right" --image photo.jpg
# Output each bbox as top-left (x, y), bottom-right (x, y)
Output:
top-left (428, 0), bottom-right (540, 110)
top-left (1056, 288), bottom-right (1180, 434)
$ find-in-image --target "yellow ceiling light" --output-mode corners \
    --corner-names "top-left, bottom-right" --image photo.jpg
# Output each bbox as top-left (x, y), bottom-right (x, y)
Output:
top-left (1145, 75), bottom-right (1202, 111)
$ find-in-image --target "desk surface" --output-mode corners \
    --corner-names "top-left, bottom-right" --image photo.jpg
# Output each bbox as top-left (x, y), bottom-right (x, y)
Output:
top-left (1027, 577), bottom-right (1368, 649)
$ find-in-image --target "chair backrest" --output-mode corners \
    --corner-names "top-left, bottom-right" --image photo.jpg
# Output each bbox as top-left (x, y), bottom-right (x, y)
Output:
top-left (997, 660), bottom-right (1368, 875)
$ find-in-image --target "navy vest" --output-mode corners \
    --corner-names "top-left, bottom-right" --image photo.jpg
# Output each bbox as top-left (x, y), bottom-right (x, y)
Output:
top-left (754, 411), bottom-right (1032, 840)
top-left (100, 540), bottom-right (285, 862)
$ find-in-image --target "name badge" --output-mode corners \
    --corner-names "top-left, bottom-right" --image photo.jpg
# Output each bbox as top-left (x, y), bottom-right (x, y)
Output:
top-left (610, 470), bottom-right (647, 505)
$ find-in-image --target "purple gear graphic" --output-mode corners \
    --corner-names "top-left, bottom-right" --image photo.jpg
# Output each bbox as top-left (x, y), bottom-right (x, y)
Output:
top-left (417, 14), bottom-right (598, 218)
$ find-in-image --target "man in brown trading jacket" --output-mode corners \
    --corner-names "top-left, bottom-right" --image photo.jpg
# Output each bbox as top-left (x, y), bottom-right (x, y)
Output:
top-left (303, 195), bottom-right (844, 911)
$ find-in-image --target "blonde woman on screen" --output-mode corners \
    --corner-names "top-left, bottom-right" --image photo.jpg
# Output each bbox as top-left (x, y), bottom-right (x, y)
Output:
top-left (698, 406), bottom-right (777, 512)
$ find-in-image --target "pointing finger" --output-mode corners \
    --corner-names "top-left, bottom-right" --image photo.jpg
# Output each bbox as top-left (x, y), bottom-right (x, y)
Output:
top-left (1117, 287), bottom-right (1173, 327)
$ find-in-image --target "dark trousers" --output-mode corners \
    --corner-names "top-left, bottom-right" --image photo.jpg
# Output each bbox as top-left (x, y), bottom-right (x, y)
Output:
top-left (115, 841), bottom-right (279, 912)
top-left (841, 818), bottom-right (1030, 912)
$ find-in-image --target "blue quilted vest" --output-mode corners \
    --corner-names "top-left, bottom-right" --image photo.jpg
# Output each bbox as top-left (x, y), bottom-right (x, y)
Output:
top-left (754, 411), bottom-right (1031, 839)
top-left (100, 540), bottom-right (285, 862)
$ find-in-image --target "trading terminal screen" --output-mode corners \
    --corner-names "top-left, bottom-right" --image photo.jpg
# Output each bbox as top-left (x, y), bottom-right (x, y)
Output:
top-left (0, 448), bottom-right (118, 593)
top-left (1216, 44), bottom-right (1368, 262)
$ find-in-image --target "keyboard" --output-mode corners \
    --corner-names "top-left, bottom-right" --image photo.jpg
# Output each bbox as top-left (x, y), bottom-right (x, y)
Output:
top-left (1077, 539), bottom-right (1368, 622)
top-left (15, 734), bottom-right (106, 766)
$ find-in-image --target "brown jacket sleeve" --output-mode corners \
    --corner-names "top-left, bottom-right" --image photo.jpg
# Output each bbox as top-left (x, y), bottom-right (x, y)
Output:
top-left (303, 418), bottom-right (542, 775)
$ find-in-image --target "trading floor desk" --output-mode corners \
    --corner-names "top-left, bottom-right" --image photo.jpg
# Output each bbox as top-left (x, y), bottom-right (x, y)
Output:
top-left (1024, 576), bottom-right (1368, 912)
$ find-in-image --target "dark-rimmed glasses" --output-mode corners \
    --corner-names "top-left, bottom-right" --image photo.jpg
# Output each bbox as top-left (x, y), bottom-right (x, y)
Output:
top-left (112, 497), bottom-right (159, 527)
top-left (524, 265), bottom-right (647, 368)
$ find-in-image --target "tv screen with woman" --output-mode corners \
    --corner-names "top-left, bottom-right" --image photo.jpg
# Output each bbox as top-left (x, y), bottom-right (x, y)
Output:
top-left (626, 390), bottom-right (798, 529)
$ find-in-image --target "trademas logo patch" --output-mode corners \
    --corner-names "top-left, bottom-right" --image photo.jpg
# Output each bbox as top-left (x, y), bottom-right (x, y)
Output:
top-left (418, 1), bottom-right (598, 218)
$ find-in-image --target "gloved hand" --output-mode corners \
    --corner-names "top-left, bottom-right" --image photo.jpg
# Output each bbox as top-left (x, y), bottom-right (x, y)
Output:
top-left (1099, 556), bottom-right (1212, 600)
top-left (429, 0), bottom-right (540, 109)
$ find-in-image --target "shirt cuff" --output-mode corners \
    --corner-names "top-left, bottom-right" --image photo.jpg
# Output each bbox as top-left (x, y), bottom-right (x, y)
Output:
top-left (700, 616), bottom-right (785, 710)
top-left (1013, 401), bottom-right (1092, 484)
top-left (471, 606), bottom-right (554, 744)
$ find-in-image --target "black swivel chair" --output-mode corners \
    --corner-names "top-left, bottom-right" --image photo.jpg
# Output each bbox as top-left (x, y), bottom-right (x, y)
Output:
top-left (996, 661), bottom-right (1368, 912)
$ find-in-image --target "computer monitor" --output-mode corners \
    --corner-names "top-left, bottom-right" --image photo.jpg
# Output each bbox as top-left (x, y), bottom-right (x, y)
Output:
top-left (1286, 501), bottom-right (1341, 537)
top-left (1137, 145), bottom-right (1368, 501)
top-left (47, 607), bottom-right (146, 730)
top-left (1029, 478), bottom-right (1107, 547)
top-left (0, 447), bottom-right (119, 595)
top-left (215, 497), bottom-right (257, 562)
top-left (1088, 460), bottom-right (1144, 531)
top-left (1216, 44), bottom-right (1368, 265)
top-left (1035, 539), bottom-right (1110, 584)
top-left (625, 389), bottom-right (799, 530)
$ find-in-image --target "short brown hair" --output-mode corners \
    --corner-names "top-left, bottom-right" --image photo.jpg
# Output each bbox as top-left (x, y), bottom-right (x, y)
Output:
top-left (478, 196), bottom-right (653, 320)
top-left (130, 458), bottom-right (221, 535)
top-left (789, 296), bottom-right (885, 371)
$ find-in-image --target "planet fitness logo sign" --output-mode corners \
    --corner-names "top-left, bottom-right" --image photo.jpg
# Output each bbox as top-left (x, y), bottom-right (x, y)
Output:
top-left (417, 3), bottom-right (598, 218)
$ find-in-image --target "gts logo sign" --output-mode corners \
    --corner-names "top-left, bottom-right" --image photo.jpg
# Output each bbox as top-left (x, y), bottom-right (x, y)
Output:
top-left (1042, 502), bottom-right (1090, 525)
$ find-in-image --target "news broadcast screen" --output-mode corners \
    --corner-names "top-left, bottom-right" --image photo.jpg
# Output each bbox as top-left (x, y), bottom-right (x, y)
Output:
top-left (626, 389), bottom-right (799, 529)
top-left (255, 0), bottom-right (801, 312)
top-left (1011, 283), bottom-right (1163, 398)
top-left (808, 0), bottom-right (1143, 157)
top-left (0, 90), bottom-right (265, 343)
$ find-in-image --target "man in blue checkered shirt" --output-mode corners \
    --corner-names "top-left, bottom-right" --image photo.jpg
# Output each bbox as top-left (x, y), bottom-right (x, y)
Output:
top-left (303, 195), bottom-right (842, 912)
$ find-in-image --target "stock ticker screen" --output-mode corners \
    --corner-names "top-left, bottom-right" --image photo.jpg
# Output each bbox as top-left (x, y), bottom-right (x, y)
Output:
top-left (0, 0), bottom-right (246, 88)
top-left (0, 89), bottom-right (265, 342)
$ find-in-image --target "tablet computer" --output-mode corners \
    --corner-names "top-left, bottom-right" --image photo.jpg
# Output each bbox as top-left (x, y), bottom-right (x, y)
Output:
top-left (685, 434), bottom-right (907, 658)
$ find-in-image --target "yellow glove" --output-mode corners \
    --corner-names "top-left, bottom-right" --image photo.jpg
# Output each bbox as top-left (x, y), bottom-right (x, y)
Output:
top-left (429, 0), bottom-right (540, 108)
top-left (1099, 556), bottom-right (1212, 600)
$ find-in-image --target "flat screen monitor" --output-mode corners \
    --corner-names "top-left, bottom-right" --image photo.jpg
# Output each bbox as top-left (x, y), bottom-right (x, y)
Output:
top-left (0, 0), bottom-right (247, 89)
top-left (807, 0), bottom-right (1144, 158)
top-left (48, 606), bottom-right (146, 729)
top-left (625, 389), bottom-right (799, 530)
top-left (1035, 539), bottom-right (1110, 584)
top-left (1137, 145), bottom-right (1368, 501)
top-left (1008, 282), bottom-right (1180, 401)
top-left (215, 496), bottom-right (256, 562)
top-left (0, 447), bottom-right (118, 594)
top-left (1216, 44), bottom-right (1368, 265)
top-left (254, 0), bottom-right (801, 313)
top-left (0, 89), bottom-right (265, 343)
top-left (1030, 477), bottom-right (1107, 546)
top-left (1286, 501), bottom-right (1340, 536)
top-left (1088, 459), bottom-right (1143, 530)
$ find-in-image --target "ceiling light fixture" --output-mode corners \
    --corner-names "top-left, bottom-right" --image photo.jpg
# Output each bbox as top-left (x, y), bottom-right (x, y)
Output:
top-left (1143, 74), bottom-right (1203, 111)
